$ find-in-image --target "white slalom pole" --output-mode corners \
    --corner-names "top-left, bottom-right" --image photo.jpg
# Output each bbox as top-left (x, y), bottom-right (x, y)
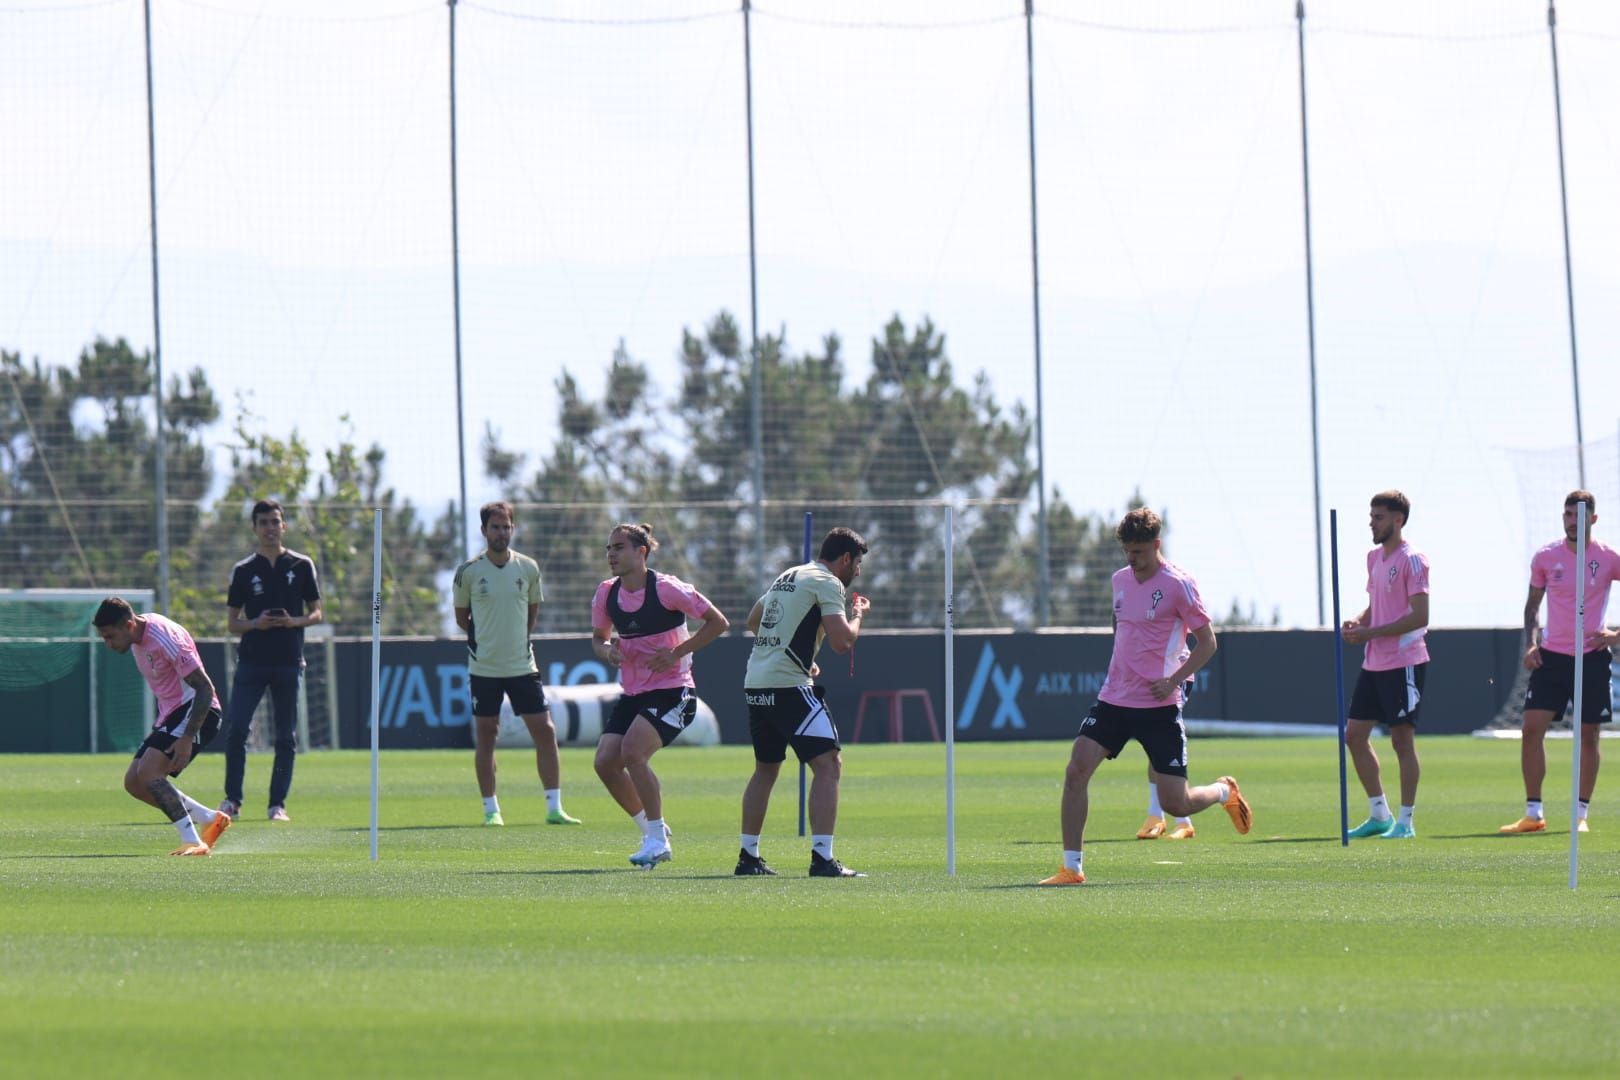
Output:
top-left (370, 508), bottom-right (382, 863)
top-left (1569, 501), bottom-right (1587, 890)
top-left (944, 504), bottom-right (956, 876)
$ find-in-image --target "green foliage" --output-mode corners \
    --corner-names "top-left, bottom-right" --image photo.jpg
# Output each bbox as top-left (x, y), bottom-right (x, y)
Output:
top-left (496, 311), bottom-right (1145, 629)
top-left (1, 337), bottom-right (216, 592)
top-left (2, 340), bottom-right (455, 635)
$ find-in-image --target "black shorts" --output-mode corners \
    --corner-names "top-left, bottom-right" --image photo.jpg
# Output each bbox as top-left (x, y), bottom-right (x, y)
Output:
top-left (1076, 700), bottom-right (1189, 777)
top-left (135, 702), bottom-right (222, 776)
top-left (746, 685), bottom-right (840, 764)
top-left (605, 687), bottom-right (698, 747)
top-left (1525, 648), bottom-right (1614, 725)
top-left (1348, 663), bottom-right (1426, 727)
top-left (470, 672), bottom-right (548, 717)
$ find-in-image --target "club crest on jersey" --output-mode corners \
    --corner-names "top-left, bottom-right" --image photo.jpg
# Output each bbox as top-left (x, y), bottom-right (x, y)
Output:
top-left (250, 574), bottom-right (263, 596)
top-left (286, 569), bottom-right (296, 585)
top-left (1148, 588), bottom-right (1164, 619)
top-left (1590, 559), bottom-right (1601, 583)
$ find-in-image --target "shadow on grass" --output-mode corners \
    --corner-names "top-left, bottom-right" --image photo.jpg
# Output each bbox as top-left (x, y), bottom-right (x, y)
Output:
top-left (467, 868), bottom-right (618, 877)
top-left (341, 825), bottom-right (536, 833)
top-left (7, 853), bottom-right (146, 860)
top-left (1251, 835), bottom-right (1348, 845)
top-left (1432, 831), bottom-right (1559, 840)
top-left (468, 869), bottom-right (759, 881)
top-left (977, 880), bottom-right (1139, 891)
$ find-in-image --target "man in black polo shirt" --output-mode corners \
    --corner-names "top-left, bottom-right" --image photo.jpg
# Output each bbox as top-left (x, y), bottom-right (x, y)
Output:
top-left (219, 498), bottom-right (322, 822)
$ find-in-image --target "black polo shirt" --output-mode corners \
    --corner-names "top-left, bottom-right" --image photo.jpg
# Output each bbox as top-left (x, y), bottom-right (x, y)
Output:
top-left (227, 548), bottom-right (321, 666)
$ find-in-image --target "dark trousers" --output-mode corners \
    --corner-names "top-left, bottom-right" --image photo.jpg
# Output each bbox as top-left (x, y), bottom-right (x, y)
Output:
top-left (224, 659), bottom-right (302, 807)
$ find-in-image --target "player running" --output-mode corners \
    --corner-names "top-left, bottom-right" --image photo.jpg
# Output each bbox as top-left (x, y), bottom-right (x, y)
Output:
top-left (93, 597), bottom-right (231, 855)
top-left (1500, 491), bottom-right (1619, 835)
top-left (1040, 508), bottom-right (1250, 886)
top-left (1342, 490), bottom-right (1430, 840)
top-left (738, 527), bottom-right (870, 878)
top-left (591, 523), bottom-right (729, 868)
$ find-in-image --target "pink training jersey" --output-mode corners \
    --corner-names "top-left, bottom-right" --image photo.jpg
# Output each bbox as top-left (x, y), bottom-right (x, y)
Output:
top-left (131, 613), bottom-right (220, 722)
top-left (1098, 561), bottom-right (1211, 710)
top-left (1531, 538), bottom-right (1620, 656)
top-left (591, 574), bottom-right (713, 696)
top-left (1363, 542), bottom-right (1430, 671)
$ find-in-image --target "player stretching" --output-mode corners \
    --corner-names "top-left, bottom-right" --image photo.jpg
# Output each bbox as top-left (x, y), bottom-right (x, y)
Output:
top-left (452, 501), bottom-right (579, 827)
top-left (1500, 491), bottom-right (1619, 835)
top-left (93, 597), bottom-right (231, 855)
top-left (1342, 490), bottom-right (1430, 840)
top-left (591, 523), bottom-right (729, 868)
top-left (1040, 508), bottom-right (1250, 886)
top-left (738, 527), bottom-right (870, 878)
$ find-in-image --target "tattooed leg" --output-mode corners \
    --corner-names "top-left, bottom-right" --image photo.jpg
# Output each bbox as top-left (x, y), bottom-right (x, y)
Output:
top-left (146, 776), bottom-right (187, 823)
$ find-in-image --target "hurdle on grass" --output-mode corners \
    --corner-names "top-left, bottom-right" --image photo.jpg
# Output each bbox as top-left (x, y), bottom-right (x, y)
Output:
top-left (798, 511), bottom-right (811, 838)
top-left (1569, 501), bottom-right (1587, 890)
top-left (370, 508), bottom-right (382, 862)
top-left (1330, 509), bottom-right (1349, 847)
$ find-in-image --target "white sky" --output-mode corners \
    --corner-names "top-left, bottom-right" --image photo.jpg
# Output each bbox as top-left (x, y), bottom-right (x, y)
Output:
top-left (3, 0), bottom-right (1619, 627)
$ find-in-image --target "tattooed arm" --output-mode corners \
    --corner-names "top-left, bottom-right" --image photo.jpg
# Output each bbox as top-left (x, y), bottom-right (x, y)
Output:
top-left (168, 667), bottom-right (216, 771)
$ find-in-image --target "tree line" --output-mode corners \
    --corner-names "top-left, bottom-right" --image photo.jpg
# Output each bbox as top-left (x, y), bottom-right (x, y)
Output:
top-left (4, 318), bottom-right (1251, 635)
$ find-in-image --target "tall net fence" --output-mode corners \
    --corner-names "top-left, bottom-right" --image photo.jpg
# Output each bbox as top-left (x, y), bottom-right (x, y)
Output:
top-left (3, 0), bottom-right (1619, 643)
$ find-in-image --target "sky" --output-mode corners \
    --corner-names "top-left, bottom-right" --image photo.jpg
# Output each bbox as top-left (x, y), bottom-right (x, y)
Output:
top-left (3, 0), bottom-right (1619, 628)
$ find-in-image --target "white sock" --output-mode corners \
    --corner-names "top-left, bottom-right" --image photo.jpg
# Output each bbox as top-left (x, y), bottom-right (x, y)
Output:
top-left (740, 833), bottom-right (760, 857)
top-left (174, 816), bottom-right (202, 845)
top-left (645, 818), bottom-right (666, 844)
top-left (545, 788), bottom-right (562, 813)
top-left (1147, 783), bottom-right (1163, 818)
top-left (811, 834), bottom-right (834, 859)
top-left (1175, 817), bottom-right (1192, 826)
top-left (1527, 800), bottom-right (1544, 820)
top-left (1063, 849), bottom-right (1083, 873)
top-left (1397, 804), bottom-right (1415, 827)
top-left (178, 792), bottom-right (215, 824)
top-left (632, 810), bottom-right (648, 836)
top-left (1578, 800), bottom-right (1589, 821)
top-left (483, 796), bottom-right (500, 815)
top-left (1213, 781), bottom-right (1231, 804)
top-left (1368, 794), bottom-right (1391, 820)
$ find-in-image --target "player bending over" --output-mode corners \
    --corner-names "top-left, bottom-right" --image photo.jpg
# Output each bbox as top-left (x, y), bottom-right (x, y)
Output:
top-left (94, 597), bottom-right (231, 856)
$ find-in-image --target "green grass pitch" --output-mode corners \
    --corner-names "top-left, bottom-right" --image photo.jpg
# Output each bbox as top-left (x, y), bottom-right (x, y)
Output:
top-left (3, 739), bottom-right (1617, 1078)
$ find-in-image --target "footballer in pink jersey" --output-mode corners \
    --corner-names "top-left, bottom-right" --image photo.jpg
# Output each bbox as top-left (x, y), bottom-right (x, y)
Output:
top-left (93, 597), bottom-right (229, 855)
top-left (1500, 491), bottom-right (1620, 835)
top-left (1341, 490), bottom-right (1429, 840)
top-left (590, 522), bottom-right (730, 868)
top-left (1038, 508), bottom-right (1252, 887)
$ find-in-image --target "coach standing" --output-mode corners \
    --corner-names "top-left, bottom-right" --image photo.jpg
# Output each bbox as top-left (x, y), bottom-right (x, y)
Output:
top-left (219, 498), bottom-right (322, 823)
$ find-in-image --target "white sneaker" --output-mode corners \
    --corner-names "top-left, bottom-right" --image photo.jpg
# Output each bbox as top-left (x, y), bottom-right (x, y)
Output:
top-left (628, 837), bottom-right (672, 868)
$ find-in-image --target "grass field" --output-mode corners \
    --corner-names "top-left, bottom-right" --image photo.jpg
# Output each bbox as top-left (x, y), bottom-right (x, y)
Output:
top-left (2, 738), bottom-right (1617, 1078)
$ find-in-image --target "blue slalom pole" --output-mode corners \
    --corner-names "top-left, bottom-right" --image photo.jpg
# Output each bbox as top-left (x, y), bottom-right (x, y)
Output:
top-left (1330, 509), bottom-right (1349, 847)
top-left (799, 511), bottom-right (812, 838)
